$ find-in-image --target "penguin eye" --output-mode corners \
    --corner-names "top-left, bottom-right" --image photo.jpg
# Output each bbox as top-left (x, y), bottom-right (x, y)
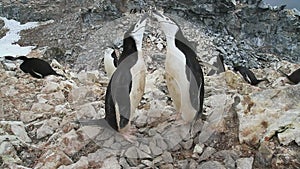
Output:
top-left (166, 18), bottom-right (170, 21)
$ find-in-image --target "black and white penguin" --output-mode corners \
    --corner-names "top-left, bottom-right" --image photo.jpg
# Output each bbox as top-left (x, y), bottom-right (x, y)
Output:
top-left (105, 13), bottom-right (148, 141)
top-left (152, 11), bottom-right (204, 123)
top-left (104, 47), bottom-right (118, 78)
top-left (233, 65), bottom-right (268, 85)
top-left (207, 55), bottom-right (226, 76)
top-left (278, 68), bottom-right (300, 84)
top-left (5, 56), bottom-right (64, 78)
top-left (77, 14), bottom-right (148, 142)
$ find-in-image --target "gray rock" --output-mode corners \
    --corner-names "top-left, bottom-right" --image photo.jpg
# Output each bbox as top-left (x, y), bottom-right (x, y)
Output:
top-left (153, 156), bottom-right (163, 166)
top-left (236, 157), bottom-right (254, 169)
top-left (101, 156), bottom-right (121, 169)
top-left (125, 146), bottom-right (138, 159)
top-left (199, 147), bottom-right (216, 162)
top-left (161, 151), bottom-right (173, 163)
top-left (255, 142), bottom-right (273, 167)
top-left (160, 164), bottom-right (174, 169)
top-left (87, 148), bottom-right (114, 164)
top-left (141, 160), bottom-right (154, 167)
top-left (198, 161), bottom-right (226, 169)
top-left (236, 85), bottom-right (300, 145)
top-left (189, 159), bottom-right (198, 169)
top-left (0, 121), bottom-right (31, 143)
top-left (0, 141), bottom-right (22, 164)
top-left (58, 156), bottom-right (89, 169)
top-left (41, 81), bottom-right (60, 93)
top-left (31, 103), bottom-right (54, 112)
top-left (149, 142), bottom-right (163, 156)
top-left (119, 157), bottom-right (130, 169)
top-left (36, 124), bottom-right (54, 139)
top-left (34, 149), bottom-right (73, 169)
top-left (177, 160), bottom-right (189, 169)
top-left (181, 139), bottom-right (193, 150)
top-left (193, 144), bottom-right (204, 155)
top-left (139, 144), bottom-right (152, 155)
top-left (154, 134), bottom-right (168, 151)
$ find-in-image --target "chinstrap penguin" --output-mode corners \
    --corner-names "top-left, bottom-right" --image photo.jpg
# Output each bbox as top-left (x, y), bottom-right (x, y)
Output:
top-left (5, 56), bottom-right (64, 78)
top-left (233, 65), bottom-right (268, 85)
top-left (152, 11), bottom-right (205, 123)
top-left (77, 14), bottom-right (148, 142)
top-left (278, 68), bottom-right (300, 84)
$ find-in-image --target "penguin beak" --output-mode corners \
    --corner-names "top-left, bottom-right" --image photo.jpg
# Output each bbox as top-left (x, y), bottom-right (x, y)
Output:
top-left (139, 13), bottom-right (149, 24)
top-left (131, 13), bottom-right (148, 34)
top-left (152, 10), bottom-right (163, 22)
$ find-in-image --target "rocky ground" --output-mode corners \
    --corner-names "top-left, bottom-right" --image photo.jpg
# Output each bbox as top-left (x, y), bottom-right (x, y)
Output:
top-left (0, 0), bottom-right (300, 169)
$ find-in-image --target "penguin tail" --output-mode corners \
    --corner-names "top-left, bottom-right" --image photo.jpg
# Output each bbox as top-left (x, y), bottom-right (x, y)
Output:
top-left (72, 119), bottom-right (111, 128)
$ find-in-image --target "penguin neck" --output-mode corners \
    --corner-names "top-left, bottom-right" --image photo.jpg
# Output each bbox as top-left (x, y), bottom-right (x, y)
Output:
top-left (165, 36), bottom-right (176, 50)
top-left (122, 37), bottom-right (138, 55)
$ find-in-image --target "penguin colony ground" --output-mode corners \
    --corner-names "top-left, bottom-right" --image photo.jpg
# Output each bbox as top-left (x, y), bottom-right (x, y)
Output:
top-left (4, 55), bottom-right (64, 78)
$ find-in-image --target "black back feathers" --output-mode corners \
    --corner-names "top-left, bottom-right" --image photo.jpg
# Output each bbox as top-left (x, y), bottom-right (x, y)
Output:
top-left (5, 56), bottom-right (64, 78)
top-left (233, 66), bottom-right (268, 86)
top-left (278, 68), bottom-right (300, 84)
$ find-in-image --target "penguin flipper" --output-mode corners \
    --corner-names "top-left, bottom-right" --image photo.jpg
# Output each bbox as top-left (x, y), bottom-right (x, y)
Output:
top-left (29, 70), bottom-right (43, 78)
top-left (109, 68), bottom-right (132, 130)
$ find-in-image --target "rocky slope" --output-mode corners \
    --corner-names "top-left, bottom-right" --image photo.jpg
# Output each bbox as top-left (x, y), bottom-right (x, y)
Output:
top-left (0, 49), bottom-right (299, 168)
top-left (0, 0), bottom-right (300, 168)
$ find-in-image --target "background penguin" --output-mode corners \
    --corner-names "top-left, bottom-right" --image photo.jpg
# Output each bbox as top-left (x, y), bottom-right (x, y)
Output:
top-left (207, 54), bottom-right (226, 76)
top-left (152, 11), bottom-right (204, 123)
top-left (104, 47), bottom-right (118, 78)
top-left (278, 68), bottom-right (300, 84)
top-left (5, 56), bottom-right (64, 78)
top-left (233, 65), bottom-right (268, 85)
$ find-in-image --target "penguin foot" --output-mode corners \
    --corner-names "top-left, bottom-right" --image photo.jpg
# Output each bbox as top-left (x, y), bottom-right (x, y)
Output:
top-left (120, 127), bottom-right (137, 143)
top-left (122, 133), bottom-right (136, 143)
top-left (170, 112), bottom-right (182, 121)
top-left (174, 119), bottom-right (189, 127)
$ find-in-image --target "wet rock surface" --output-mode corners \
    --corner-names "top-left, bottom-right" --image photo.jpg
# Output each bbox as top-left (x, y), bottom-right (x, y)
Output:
top-left (0, 0), bottom-right (300, 169)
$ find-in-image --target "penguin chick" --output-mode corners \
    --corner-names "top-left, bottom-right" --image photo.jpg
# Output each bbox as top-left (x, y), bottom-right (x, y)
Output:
top-left (104, 47), bottom-right (118, 78)
top-left (278, 68), bottom-right (300, 84)
top-left (5, 56), bottom-right (64, 78)
top-left (152, 11), bottom-right (205, 123)
top-left (233, 66), bottom-right (268, 85)
top-left (104, 13), bottom-right (148, 142)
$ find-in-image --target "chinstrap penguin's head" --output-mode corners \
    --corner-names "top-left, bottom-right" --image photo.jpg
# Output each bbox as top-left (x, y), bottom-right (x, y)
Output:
top-left (126, 13), bottom-right (148, 50)
top-left (152, 11), bottom-right (179, 39)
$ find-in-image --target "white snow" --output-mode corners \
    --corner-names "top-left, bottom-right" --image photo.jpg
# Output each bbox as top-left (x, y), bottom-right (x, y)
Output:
top-left (0, 17), bottom-right (53, 57)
